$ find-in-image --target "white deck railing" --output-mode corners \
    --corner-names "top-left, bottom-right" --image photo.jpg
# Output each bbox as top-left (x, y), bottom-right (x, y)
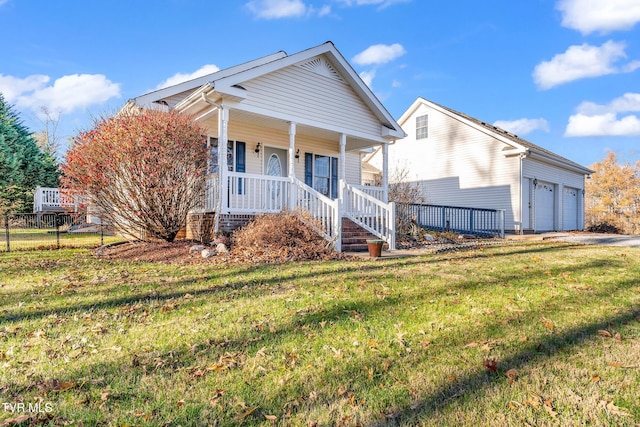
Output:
top-left (343, 183), bottom-right (396, 250)
top-left (33, 187), bottom-right (79, 213)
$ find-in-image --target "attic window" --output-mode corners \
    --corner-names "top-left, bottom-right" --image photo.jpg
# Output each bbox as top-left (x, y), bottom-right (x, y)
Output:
top-left (416, 114), bottom-right (428, 139)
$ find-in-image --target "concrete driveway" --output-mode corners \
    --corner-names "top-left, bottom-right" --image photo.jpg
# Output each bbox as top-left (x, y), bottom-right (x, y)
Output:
top-left (513, 233), bottom-right (640, 248)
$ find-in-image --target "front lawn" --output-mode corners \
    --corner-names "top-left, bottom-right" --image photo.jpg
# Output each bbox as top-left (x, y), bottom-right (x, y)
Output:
top-left (1, 242), bottom-right (639, 426)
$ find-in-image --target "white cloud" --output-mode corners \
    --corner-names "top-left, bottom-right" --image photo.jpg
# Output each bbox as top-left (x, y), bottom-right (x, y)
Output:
top-left (0, 74), bottom-right (50, 102)
top-left (155, 64), bottom-right (220, 89)
top-left (565, 92), bottom-right (640, 136)
top-left (352, 43), bottom-right (406, 66)
top-left (565, 113), bottom-right (640, 136)
top-left (557, 0), bottom-right (640, 34)
top-left (576, 92), bottom-right (640, 115)
top-left (359, 70), bottom-right (376, 87)
top-left (245, 0), bottom-right (307, 19)
top-left (493, 118), bottom-right (550, 135)
top-left (0, 73), bottom-right (120, 116)
top-left (316, 4), bottom-right (331, 16)
top-left (532, 41), bottom-right (637, 89)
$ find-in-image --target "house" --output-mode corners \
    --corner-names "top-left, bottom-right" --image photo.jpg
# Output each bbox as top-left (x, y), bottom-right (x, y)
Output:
top-left (365, 97), bottom-right (593, 234)
top-left (122, 42), bottom-right (405, 250)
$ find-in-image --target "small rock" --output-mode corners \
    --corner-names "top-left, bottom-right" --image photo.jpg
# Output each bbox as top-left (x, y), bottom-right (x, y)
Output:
top-left (458, 234), bottom-right (476, 240)
top-left (212, 235), bottom-right (230, 246)
top-left (424, 234), bottom-right (435, 242)
top-left (216, 243), bottom-right (229, 254)
top-left (201, 248), bottom-right (216, 258)
top-left (189, 244), bottom-right (205, 254)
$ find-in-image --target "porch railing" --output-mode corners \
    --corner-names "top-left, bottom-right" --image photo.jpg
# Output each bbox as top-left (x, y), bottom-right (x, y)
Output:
top-left (351, 185), bottom-right (385, 202)
top-left (291, 177), bottom-right (340, 250)
top-left (33, 187), bottom-right (80, 213)
top-left (397, 203), bottom-right (505, 238)
top-left (204, 173), bottom-right (395, 251)
top-left (343, 183), bottom-right (395, 250)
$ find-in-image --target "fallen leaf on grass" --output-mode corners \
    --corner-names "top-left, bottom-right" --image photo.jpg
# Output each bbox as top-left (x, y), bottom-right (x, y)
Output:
top-left (541, 317), bottom-right (555, 332)
top-left (543, 399), bottom-right (558, 418)
top-left (483, 359), bottom-right (498, 372)
top-left (505, 368), bottom-right (518, 383)
top-left (597, 330), bottom-right (612, 338)
top-left (592, 375), bottom-right (601, 383)
top-left (264, 414), bottom-right (277, 421)
top-left (51, 379), bottom-right (76, 392)
top-left (233, 406), bottom-right (258, 421)
top-left (1, 414), bottom-right (33, 425)
top-left (599, 400), bottom-right (630, 417)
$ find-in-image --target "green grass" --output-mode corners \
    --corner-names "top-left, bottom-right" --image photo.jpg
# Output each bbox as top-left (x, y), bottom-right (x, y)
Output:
top-left (1, 242), bottom-right (639, 426)
top-left (0, 228), bottom-right (123, 251)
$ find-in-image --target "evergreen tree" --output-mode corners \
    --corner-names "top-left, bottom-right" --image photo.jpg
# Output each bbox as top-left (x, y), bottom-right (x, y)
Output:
top-left (0, 93), bottom-right (60, 213)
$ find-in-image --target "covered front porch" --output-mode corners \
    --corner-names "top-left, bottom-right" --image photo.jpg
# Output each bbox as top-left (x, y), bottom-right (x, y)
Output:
top-left (200, 171), bottom-right (394, 251)
top-left (177, 88), bottom-right (397, 251)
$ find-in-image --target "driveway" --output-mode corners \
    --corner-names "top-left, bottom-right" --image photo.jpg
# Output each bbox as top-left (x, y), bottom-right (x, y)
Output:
top-left (539, 233), bottom-right (640, 248)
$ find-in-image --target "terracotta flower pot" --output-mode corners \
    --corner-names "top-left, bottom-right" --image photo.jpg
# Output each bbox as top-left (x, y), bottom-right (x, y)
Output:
top-left (366, 239), bottom-right (384, 258)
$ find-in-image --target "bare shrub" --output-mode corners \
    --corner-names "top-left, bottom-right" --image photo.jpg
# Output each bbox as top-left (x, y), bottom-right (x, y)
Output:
top-left (230, 211), bottom-right (345, 263)
top-left (388, 166), bottom-right (425, 240)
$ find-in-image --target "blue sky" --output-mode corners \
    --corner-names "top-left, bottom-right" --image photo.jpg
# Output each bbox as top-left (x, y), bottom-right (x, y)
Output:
top-left (1, 0), bottom-right (639, 167)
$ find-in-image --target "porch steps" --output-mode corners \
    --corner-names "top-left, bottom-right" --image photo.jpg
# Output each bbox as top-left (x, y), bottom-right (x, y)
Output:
top-left (341, 218), bottom-right (380, 252)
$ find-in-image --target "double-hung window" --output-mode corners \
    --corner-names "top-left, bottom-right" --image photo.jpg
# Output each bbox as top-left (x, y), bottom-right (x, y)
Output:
top-left (208, 137), bottom-right (246, 193)
top-left (416, 114), bottom-right (428, 139)
top-left (304, 153), bottom-right (338, 199)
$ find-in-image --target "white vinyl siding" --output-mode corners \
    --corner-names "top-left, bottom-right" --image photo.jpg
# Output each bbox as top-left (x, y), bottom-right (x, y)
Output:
top-left (201, 118), bottom-right (361, 186)
top-left (239, 56), bottom-right (382, 139)
top-left (381, 102), bottom-right (520, 232)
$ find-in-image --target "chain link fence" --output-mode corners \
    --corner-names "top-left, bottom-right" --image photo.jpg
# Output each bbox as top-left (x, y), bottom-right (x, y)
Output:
top-left (1, 213), bottom-right (122, 252)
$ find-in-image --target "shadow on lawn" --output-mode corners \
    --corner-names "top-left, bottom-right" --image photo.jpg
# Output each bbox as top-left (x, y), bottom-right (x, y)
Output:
top-left (0, 243), bottom-right (610, 325)
top-left (375, 307), bottom-right (640, 426)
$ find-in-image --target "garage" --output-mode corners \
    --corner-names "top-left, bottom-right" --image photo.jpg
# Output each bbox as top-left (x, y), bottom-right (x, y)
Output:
top-left (563, 187), bottom-right (578, 230)
top-left (535, 180), bottom-right (555, 231)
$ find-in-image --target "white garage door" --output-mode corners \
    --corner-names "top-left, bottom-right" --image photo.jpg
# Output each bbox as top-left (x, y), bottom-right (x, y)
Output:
top-left (535, 180), bottom-right (555, 231)
top-left (563, 187), bottom-right (578, 230)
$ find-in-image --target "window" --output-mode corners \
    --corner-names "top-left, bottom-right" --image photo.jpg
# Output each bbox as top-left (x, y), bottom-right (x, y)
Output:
top-left (209, 137), bottom-right (246, 194)
top-left (304, 153), bottom-right (338, 199)
top-left (208, 137), bottom-right (246, 174)
top-left (416, 114), bottom-right (428, 139)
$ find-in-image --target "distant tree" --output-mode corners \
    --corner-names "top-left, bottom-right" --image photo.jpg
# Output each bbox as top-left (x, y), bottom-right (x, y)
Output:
top-left (0, 94), bottom-right (60, 214)
top-left (61, 109), bottom-right (208, 242)
top-left (586, 151), bottom-right (640, 234)
top-left (33, 106), bottom-right (63, 159)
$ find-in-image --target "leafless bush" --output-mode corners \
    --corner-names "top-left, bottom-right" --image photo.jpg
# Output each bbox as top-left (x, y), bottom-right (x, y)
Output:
top-left (231, 210), bottom-right (345, 263)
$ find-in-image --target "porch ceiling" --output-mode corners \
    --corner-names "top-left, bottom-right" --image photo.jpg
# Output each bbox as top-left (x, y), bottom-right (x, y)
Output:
top-left (192, 104), bottom-right (382, 152)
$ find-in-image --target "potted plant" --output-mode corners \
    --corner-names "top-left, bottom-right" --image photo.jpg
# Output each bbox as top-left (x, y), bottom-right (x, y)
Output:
top-left (366, 239), bottom-right (385, 258)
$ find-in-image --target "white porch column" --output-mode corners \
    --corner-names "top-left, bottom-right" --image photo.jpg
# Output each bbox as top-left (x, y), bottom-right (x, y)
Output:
top-left (382, 141), bottom-right (389, 203)
top-left (219, 106), bottom-right (229, 215)
top-left (339, 134), bottom-right (346, 181)
top-left (288, 122), bottom-right (297, 209)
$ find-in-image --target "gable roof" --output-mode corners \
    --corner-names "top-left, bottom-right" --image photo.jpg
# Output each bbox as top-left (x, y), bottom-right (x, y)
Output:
top-left (400, 97), bottom-right (593, 175)
top-left (129, 50), bottom-right (288, 109)
top-left (127, 42), bottom-right (405, 140)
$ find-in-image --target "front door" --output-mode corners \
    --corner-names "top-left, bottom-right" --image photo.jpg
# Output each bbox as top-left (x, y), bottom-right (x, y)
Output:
top-left (263, 147), bottom-right (288, 210)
